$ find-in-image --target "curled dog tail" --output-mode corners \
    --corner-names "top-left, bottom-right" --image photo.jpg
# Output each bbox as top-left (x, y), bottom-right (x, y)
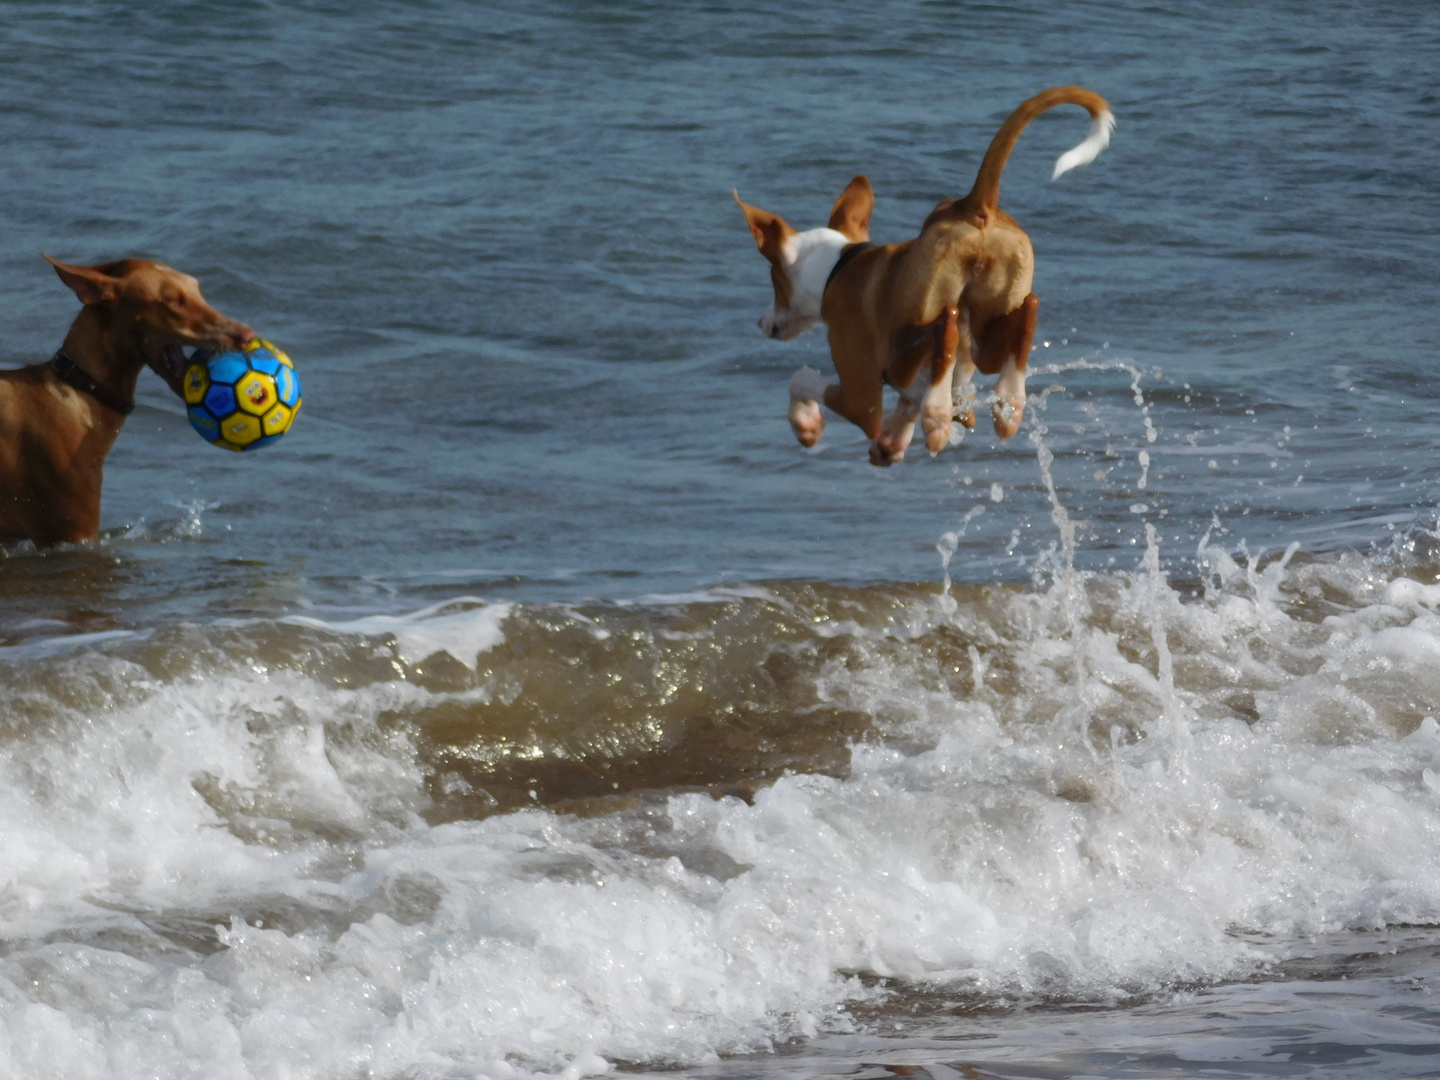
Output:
top-left (966, 86), bottom-right (1114, 211)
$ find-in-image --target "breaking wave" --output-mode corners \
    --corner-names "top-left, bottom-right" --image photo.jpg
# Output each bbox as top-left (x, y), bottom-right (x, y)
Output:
top-left (3, 519), bottom-right (1440, 1077)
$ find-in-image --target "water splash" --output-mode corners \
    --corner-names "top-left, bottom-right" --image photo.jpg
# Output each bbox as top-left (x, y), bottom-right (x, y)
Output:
top-left (1143, 520), bottom-right (1189, 773)
top-left (167, 499), bottom-right (217, 539)
top-left (937, 505), bottom-right (987, 599)
top-left (1030, 357), bottom-right (1158, 489)
top-left (1027, 413), bottom-right (1094, 750)
top-left (939, 359), bottom-right (1165, 718)
top-left (110, 499), bottom-right (219, 544)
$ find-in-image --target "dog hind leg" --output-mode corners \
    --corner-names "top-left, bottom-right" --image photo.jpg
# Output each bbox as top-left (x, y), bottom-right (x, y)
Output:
top-left (953, 355), bottom-right (978, 430)
top-left (953, 309), bottom-right (979, 431)
top-left (921, 305), bottom-right (959, 454)
top-left (976, 293), bottom-right (1038, 439)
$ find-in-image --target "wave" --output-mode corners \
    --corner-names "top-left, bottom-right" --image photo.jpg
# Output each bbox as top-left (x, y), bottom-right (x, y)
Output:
top-left (3, 522), bottom-right (1440, 1075)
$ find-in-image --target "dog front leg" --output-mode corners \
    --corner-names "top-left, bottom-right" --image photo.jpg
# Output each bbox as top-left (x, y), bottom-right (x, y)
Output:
top-left (875, 390), bottom-right (922, 465)
top-left (813, 375), bottom-right (893, 466)
top-left (877, 304), bottom-right (960, 461)
top-left (788, 366), bottom-right (829, 447)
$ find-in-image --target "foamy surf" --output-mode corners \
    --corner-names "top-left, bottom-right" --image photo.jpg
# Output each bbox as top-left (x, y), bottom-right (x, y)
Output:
top-left (283, 598), bottom-right (514, 669)
top-left (2, 523), bottom-right (1440, 1077)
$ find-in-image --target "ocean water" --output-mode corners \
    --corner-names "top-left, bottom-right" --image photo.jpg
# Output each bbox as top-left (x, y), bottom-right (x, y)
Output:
top-left (3, 1), bottom-right (1440, 1076)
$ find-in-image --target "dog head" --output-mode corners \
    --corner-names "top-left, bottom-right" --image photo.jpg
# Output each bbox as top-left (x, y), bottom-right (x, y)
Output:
top-left (734, 176), bottom-right (872, 341)
top-left (45, 256), bottom-right (255, 393)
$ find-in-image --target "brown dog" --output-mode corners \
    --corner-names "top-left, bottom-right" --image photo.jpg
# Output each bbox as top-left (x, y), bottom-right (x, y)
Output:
top-left (736, 86), bottom-right (1114, 465)
top-left (0, 257), bottom-right (254, 545)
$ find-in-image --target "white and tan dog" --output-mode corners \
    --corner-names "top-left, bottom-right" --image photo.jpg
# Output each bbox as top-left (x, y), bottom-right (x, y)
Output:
top-left (735, 86), bottom-right (1114, 465)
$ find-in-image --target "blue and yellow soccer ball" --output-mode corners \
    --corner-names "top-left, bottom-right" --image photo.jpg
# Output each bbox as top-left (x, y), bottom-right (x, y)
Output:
top-left (183, 339), bottom-right (302, 451)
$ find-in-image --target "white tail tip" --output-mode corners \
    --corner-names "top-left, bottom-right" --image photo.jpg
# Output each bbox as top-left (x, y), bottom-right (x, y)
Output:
top-left (1052, 109), bottom-right (1115, 180)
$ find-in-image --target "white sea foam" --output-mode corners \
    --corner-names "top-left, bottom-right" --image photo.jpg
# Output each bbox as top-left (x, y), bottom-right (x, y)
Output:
top-left (0, 627), bottom-right (143, 661)
top-left (3, 545), bottom-right (1440, 1077)
top-left (284, 597), bottom-right (513, 668)
top-left (616, 584), bottom-right (785, 608)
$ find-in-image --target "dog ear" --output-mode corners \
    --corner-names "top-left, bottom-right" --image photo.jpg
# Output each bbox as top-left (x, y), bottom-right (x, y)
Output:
top-left (827, 176), bottom-right (873, 242)
top-left (733, 190), bottom-right (796, 263)
top-left (44, 255), bottom-right (122, 305)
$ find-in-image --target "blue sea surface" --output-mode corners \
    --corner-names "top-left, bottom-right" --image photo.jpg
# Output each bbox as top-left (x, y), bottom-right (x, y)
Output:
top-left (3, 3), bottom-right (1440, 1077)
top-left (1, 1), bottom-right (1437, 621)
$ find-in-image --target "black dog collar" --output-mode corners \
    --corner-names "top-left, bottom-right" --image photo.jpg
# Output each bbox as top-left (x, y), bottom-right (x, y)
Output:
top-left (49, 350), bottom-right (135, 416)
top-left (824, 241), bottom-right (874, 293)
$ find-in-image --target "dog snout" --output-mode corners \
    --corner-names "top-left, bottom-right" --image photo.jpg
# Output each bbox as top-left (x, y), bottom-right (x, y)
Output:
top-left (220, 319), bottom-right (255, 350)
top-left (185, 310), bottom-right (254, 352)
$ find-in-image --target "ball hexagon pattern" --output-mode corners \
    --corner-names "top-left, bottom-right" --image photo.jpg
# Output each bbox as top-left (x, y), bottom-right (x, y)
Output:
top-left (184, 339), bottom-right (302, 452)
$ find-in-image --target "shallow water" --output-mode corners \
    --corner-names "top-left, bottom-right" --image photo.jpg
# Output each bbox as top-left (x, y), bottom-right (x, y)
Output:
top-left (664, 927), bottom-right (1440, 1079)
top-left (3, 1), bottom-right (1440, 1077)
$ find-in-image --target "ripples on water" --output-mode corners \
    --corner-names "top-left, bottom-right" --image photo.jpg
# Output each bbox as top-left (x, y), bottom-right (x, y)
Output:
top-left (3, 1), bottom-right (1440, 1077)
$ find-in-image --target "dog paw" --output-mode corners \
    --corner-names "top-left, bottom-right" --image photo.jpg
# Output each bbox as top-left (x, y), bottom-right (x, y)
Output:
top-left (871, 420), bottom-right (913, 465)
top-left (922, 413), bottom-right (952, 456)
top-left (868, 440), bottom-right (902, 467)
top-left (952, 382), bottom-right (978, 429)
top-left (992, 396), bottom-right (1025, 440)
top-left (789, 397), bottom-right (824, 447)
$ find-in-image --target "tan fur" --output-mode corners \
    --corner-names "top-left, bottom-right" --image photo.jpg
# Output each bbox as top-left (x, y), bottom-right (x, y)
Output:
top-left (0, 257), bottom-right (254, 545)
top-left (739, 86), bottom-right (1110, 464)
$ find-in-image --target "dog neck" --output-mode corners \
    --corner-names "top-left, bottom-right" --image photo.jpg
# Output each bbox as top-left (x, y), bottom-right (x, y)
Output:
top-left (823, 240), bottom-right (873, 292)
top-left (764, 228), bottom-right (851, 338)
top-left (790, 228), bottom-right (852, 308)
top-left (55, 305), bottom-right (146, 419)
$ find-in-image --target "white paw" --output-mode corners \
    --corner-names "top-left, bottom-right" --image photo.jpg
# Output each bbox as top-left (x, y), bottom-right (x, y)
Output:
top-left (992, 396), bottom-right (1025, 440)
top-left (923, 412), bottom-right (952, 456)
top-left (789, 397), bottom-right (824, 447)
